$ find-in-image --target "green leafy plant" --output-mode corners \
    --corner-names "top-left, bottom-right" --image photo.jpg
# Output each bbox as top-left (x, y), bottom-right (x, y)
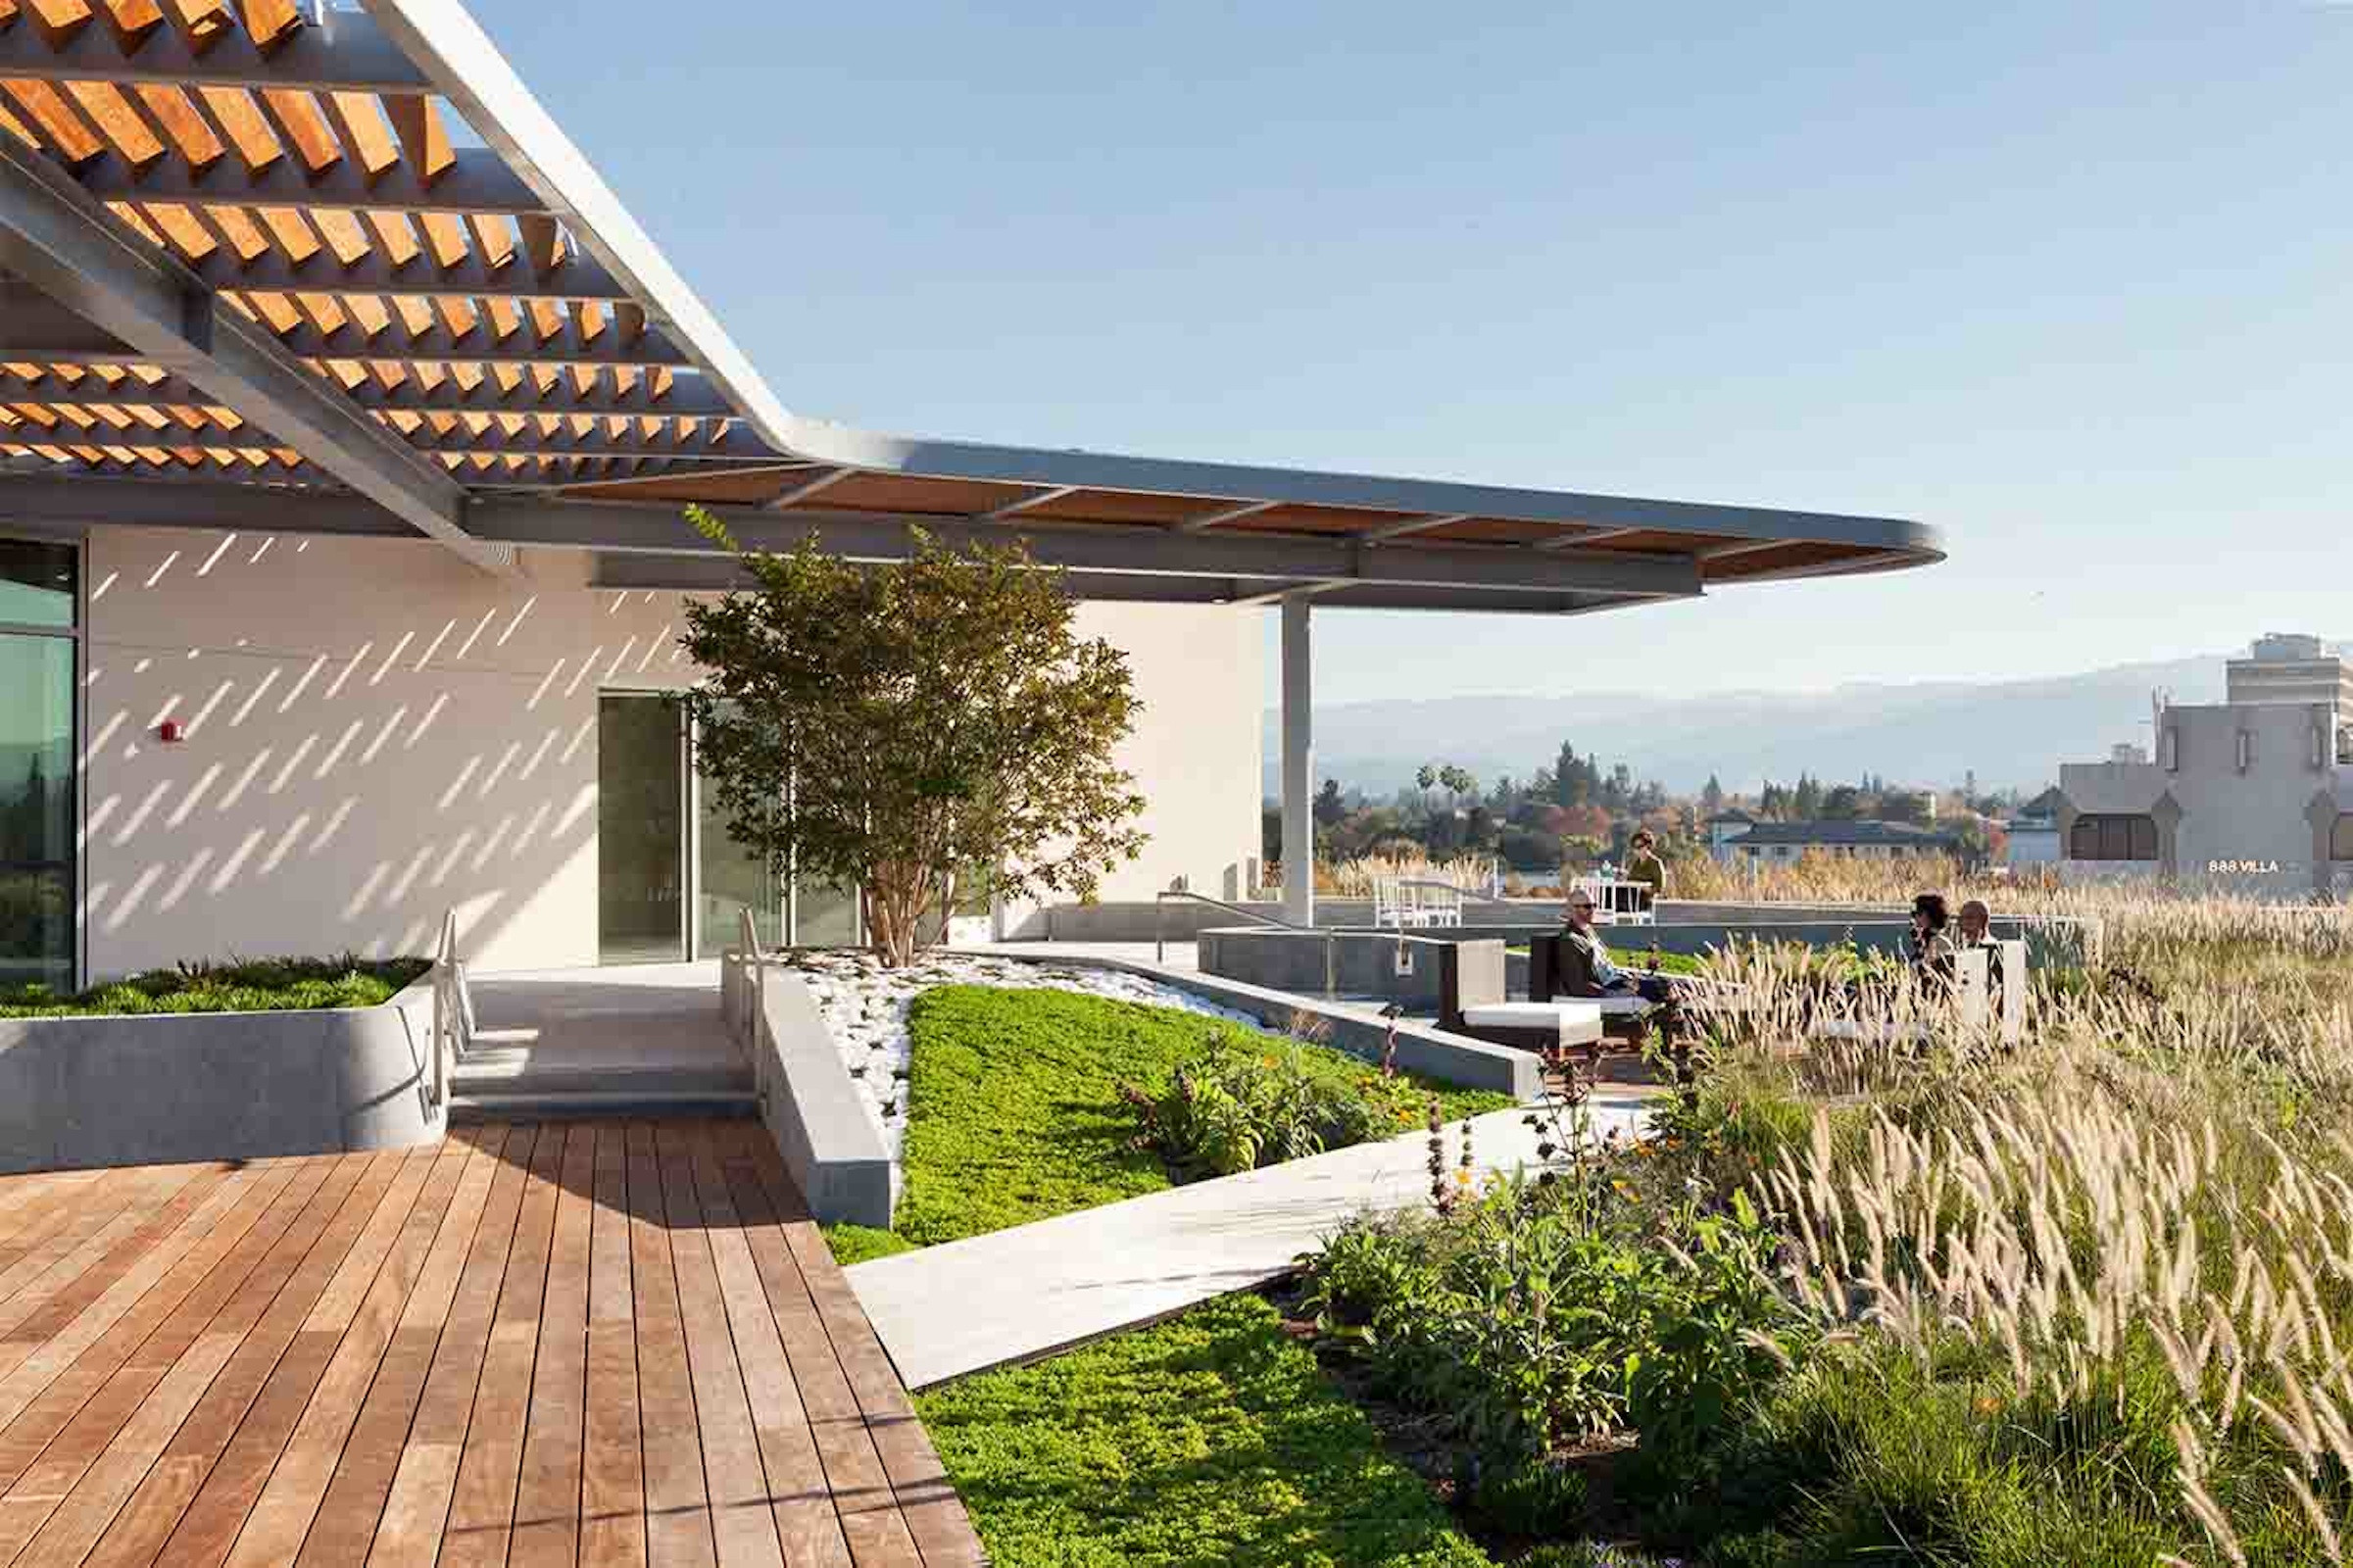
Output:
top-left (680, 511), bottom-right (1147, 965)
top-left (1122, 1033), bottom-right (1443, 1179)
top-left (0, 953), bottom-right (427, 1017)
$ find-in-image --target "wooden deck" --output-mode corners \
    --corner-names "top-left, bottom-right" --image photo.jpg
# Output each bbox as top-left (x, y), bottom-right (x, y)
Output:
top-left (0, 1122), bottom-right (985, 1568)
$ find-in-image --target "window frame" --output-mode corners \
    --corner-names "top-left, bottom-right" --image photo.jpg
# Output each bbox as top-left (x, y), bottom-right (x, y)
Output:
top-left (0, 535), bottom-right (83, 990)
top-left (2070, 812), bottom-right (2160, 862)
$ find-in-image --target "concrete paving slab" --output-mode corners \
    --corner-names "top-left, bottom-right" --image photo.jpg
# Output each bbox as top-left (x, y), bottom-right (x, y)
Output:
top-left (846, 1089), bottom-right (1657, 1391)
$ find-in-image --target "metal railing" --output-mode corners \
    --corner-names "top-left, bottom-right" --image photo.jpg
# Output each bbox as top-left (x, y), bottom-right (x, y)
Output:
top-left (1155, 886), bottom-right (1339, 997)
top-left (430, 907), bottom-right (474, 1111)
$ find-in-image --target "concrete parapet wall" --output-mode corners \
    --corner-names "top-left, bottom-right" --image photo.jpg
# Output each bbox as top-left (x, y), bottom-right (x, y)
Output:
top-left (0, 969), bottom-right (447, 1174)
top-left (1199, 916), bottom-right (2094, 1004)
top-left (728, 956), bottom-right (894, 1229)
top-left (1005, 947), bottom-right (1539, 1100)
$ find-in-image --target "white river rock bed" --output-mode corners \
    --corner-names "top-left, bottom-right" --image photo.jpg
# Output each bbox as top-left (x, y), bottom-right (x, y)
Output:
top-left (787, 951), bottom-right (1264, 1153)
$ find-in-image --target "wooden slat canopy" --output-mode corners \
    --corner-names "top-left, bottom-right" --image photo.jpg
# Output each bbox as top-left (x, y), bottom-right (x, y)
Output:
top-left (0, 0), bottom-right (1944, 608)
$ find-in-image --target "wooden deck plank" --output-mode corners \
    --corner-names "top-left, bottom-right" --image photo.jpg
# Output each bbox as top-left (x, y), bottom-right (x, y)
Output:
top-left (0, 1158), bottom-right (321, 1562)
top-left (715, 1148), bottom-right (918, 1568)
top-left (745, 1139), bottom-right (986, 1567)
top-left (0, 1157), bottom-right (216, 1355)
top-left (365, 1125), bottom-right (541, 1568)
top-left (508, 1122), bottom-right (597, 1568)
top-left (0, 1170), bottom-right (103, 1256)
top-left (146, 1145), bottom-right (446, 1568)
top-left (657, 1125), bottom-right (783, 1568)
top-left (0, 1167), bottom-right (260, 1440)
top-left (0, 1165), bottom-right (194, 1306)
top-left (219, 1138), bottom-right (477, 1568)
top-left (690, 1129), bottom-right (857, 1568)
top-left (0, 1161), bottom-right (301, 1495)
top-left (288, 1128), bottom-right (513, 1568)
top-left (580, 1122), bottom-right (646, 1568)
top-left (629, 1123), bottom-right (713, 1568)
top-left (436, 1121), bottom-right (566, 1568)
top-left (6, 1153), bottom-right (369, 1568)
top-left (0, 1119), bottom-right (985, 1568)
top-left (74, 1152), bottom-right (391, 1568)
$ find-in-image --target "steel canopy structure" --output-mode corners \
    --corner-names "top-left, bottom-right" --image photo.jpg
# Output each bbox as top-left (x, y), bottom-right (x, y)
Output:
top-left (0, 0), bottom-right (1941, 614)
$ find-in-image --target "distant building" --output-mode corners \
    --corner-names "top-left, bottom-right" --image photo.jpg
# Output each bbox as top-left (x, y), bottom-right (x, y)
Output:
top-left (1710, 818), bottom-right (1966, 865)
top-left (2052, 633), bottom-right (2353, 898)
top-left (1704, 809), bottom-right (1756, 857)
top-left (2001, 786), bottom-right (2065, 868)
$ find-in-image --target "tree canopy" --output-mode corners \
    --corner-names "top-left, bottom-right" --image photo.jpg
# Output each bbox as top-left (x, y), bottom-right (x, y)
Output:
top-left (678, 510), bottom-right (1147, 964)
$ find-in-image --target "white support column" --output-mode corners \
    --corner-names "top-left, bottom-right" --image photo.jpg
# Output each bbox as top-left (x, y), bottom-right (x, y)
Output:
top-left (1280, 592), bottom-right (1315, 927)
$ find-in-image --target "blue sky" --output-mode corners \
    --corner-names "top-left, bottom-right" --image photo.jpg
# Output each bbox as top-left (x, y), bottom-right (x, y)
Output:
top-left (471, 2), bottom-right (2353, 707)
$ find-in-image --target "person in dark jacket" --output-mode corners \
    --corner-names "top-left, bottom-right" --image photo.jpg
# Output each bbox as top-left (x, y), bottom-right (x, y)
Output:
top-left (1562, 888), bottom-right (1673, 1004)
top-left (1908, 892), bottom-right (1957, 990)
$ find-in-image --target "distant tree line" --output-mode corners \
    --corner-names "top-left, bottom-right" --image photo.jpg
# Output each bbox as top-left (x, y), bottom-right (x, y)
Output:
top-left (1270, 743), bottom-right (2024, 872)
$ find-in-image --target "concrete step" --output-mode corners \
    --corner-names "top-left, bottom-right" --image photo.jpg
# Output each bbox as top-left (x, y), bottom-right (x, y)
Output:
top-left (450, 1089), bottom-right (759, 1122)
top-left (451, 1054), bottom-right (753, 1099)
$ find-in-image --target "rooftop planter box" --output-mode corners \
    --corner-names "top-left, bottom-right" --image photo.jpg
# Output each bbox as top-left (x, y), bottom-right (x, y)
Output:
top-left (0, 959), bottom-right (449, 1174)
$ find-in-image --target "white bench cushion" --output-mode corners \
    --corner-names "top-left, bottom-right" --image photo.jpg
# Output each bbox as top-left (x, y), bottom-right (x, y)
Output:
top-left (1459, 1001), bottom-right (1604, 1044)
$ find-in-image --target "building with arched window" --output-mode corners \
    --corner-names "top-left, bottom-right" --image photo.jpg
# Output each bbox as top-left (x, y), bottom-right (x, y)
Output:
top-left (2053, 635), bottom-right (2353, 898)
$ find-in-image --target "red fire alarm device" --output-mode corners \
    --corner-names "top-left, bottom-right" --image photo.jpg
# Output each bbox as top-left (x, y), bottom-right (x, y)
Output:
top-left (157, 719), bottom-right (186, 744)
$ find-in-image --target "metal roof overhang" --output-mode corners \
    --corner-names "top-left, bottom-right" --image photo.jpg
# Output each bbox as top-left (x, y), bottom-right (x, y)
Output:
top-left (0, 0), bottom-right (1944, 613)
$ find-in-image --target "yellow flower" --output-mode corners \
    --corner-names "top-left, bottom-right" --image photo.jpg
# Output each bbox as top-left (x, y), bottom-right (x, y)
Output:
top-left (1454, 1168), bottom-right (1475, 1188)
top-left (1975, 1395), bottom-right (2002, 1416)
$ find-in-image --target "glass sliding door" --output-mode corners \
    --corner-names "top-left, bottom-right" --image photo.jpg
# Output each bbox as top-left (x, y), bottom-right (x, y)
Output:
top-left (0, 542), bottom-right (76, 991)
top-left (599, 688), bottom-right (859, 960)
top-left (596, 693), bottom-right (686, 963)
top-left (694, 765), bottom-right (782, 957)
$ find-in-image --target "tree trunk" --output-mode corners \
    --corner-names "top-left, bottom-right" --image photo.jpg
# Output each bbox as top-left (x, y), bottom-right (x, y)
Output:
top-left (865, 861), bottom-right (930, 967)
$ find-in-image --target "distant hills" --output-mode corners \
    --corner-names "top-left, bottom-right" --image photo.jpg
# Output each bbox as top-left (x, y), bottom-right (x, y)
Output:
top-left (1262, 650), bottom-right (2246, 801)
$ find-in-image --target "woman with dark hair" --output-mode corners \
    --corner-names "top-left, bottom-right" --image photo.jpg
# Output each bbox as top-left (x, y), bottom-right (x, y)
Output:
top-left (1909, 892), bottom-right (1957, 989)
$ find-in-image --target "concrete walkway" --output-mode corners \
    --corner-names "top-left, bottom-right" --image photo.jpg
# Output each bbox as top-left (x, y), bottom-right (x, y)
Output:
top-left (846, 1089), bottom-right (1657, 1390)
top-left (456, 961), bottom-right (752, 1114)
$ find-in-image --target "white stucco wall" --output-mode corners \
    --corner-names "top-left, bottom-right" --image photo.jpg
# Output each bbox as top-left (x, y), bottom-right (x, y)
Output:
top-left (79, 527), bottom-right (1261, 978)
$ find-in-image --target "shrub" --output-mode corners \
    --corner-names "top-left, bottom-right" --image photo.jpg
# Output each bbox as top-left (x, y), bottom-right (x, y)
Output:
top-left (1300, 1169), bottom-right (1802, 1472)
top-left (1121, 1036), bottom-right (1432, 1179)
top-left (0, 953), bottom-right (428, 1017)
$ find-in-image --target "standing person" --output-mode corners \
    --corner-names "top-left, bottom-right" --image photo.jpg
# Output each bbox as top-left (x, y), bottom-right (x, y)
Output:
top-left (1908, 892), bottom-right (1957, 989)
top-left (1624, 829), bottom-right (1667, 910)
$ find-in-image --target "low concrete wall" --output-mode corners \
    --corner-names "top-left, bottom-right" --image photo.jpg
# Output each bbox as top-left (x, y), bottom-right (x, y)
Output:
top-left (1006, 895), bottom-right (1556, 943)
top-left (985, 947), bottom-right (1540, 1100)
top-left (727, 956), bottom-right (894, 1229)
top-left (0, 969), bottom-right (447, 1175)
top-left (1016, 896), bottom-right (2096, 967)
top-left (1199, 915), bottom-right (2093, 1005)
top-left (1197, 927), bottom-right (1461, 1005)
top-left (1656, 902), bottom-right (2101, 967)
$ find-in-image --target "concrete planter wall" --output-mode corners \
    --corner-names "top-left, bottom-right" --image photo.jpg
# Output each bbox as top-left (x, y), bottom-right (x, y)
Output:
top-left (0, 967), bottom-right (447, 1175)
top-left (723, 955), bottom-right (895, 1230)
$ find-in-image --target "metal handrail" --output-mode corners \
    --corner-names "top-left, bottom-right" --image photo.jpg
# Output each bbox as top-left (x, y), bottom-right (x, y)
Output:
top-left (430, 908), bottom-right (471, 1112)
top-left (1155, 887), bottom-right (1337, 997)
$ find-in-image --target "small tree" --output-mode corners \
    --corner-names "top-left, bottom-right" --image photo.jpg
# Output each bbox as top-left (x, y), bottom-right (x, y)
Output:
top-left (678, 510), bottom-right (1147, 965)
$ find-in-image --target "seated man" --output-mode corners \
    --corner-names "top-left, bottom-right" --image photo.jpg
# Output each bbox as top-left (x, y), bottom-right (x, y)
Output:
top-left (1561, 888), bottom-right (1674, 1004)
top-left (1956, 897), bottom-right (2006, 993)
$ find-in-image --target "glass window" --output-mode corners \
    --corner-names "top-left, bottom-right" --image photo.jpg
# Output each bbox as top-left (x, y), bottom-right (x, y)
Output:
top-left (2070, 813), bottom-right (2159, 862)
top-left (793, 876), bottom-right (860, 947)
top-left (2332, 815), bottom-right (2353, 863)
top-left (0, 631), bottom-right (73, 989)
top-left (0, 540), bottom-right (74, 629)
top-left (596, 695), bottom-right (686, 963)
top-left (694, 762), bottom-right (782, 958)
